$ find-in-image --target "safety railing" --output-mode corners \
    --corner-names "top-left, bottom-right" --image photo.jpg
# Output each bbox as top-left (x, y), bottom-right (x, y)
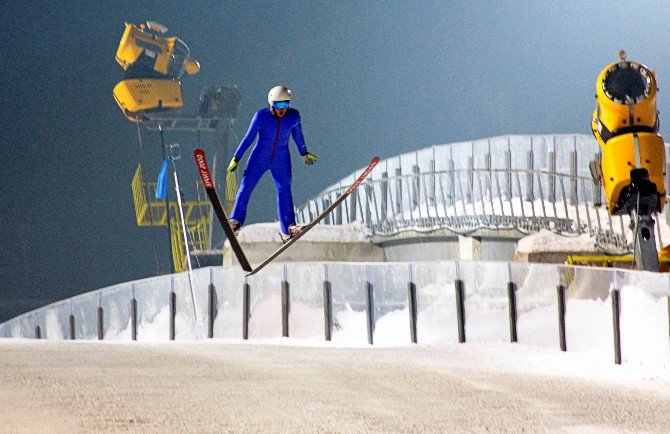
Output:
top-left (295, 134), bottom-right (670, 253)
top-left (2, 262), bottom-right (669, 367)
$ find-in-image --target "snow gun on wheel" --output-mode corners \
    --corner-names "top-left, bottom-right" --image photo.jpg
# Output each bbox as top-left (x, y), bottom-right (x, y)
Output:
top-left (113, 22), bottom-right (200, 121)
top-left (590, 50), bottom-right (666, 271)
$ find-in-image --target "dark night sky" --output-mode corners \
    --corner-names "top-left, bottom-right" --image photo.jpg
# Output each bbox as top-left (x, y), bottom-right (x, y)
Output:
top-left (2, 1), bottom-right (670, 321)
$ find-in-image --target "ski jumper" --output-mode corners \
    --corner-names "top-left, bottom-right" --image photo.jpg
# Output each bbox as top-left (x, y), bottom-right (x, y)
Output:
top-left (230, 107), bottom-right (307, 234)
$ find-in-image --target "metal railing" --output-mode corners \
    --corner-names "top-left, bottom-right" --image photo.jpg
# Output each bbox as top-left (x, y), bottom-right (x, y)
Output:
top-left (296, 134), bottom-right (669, 253)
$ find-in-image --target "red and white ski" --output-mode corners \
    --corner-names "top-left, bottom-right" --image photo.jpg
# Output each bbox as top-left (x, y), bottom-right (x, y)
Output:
top-left (194, 148), bottom-right (252, 272)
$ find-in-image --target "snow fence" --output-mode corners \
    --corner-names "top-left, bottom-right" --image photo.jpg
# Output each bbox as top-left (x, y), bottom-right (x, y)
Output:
top-left (1, 261), bottom-right (669, 367)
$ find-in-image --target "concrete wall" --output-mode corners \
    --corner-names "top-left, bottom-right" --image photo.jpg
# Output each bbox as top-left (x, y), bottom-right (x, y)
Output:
top-left (224, 241), bottom-right (384, 268)
top-left (222, 232), bottom-right (520, 266)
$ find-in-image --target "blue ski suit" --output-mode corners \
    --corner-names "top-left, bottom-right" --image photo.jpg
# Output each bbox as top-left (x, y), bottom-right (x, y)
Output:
top-left (230, 107), bottom-right (308, 234)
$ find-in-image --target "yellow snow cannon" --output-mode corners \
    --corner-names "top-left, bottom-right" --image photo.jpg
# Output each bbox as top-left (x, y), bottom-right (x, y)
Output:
top-left (591, 51), bottom-right (666, 215)
top-left (113, 22), bottom-right (200, 121)
top-left (590, 51), bottom-right (667, 271)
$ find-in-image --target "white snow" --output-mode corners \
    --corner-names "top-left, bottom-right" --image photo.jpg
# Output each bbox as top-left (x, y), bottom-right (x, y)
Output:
top-left (518, 229), bottom-right (598, 253)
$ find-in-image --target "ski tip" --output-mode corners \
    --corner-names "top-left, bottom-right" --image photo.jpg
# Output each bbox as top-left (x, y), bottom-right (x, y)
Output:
top-left (194, 149), bottom-right (215, 189)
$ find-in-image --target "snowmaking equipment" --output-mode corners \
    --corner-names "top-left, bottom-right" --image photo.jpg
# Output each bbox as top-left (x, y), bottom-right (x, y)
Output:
top-left (590, 51), bottom-right (667, 271)
top-left (113, 21), bottom-right (200, 121)
top-left (113, 22), bottom-right (242, 274)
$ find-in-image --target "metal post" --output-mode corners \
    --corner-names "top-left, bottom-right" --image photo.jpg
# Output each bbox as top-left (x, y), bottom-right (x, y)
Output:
top-left (526, 149), bottom-right (534, 202)
top-left (131, 298), bottom-right (138, 341)
top-left (421, 171), bottom-right (432, 220)
top-left (69, 314), bottom-right (75, 340)
top-left (505, 149), bottom-right (512, 200)
top-left (593, 152), bottom-right (603, 207)
top-left (323, 198), bottom-right (332, 225)
top-left (557, 285), bottom-right (566, 351)
top-left (282, 280), bottom-right (290, 338)
top-left (243, 282), bottom-right (250, 340)
top-left (411, 165), bottom-right (420, 210)
top-left (408, 282), bottom-right (418, 344)
top-left (341, 184), bottom-right (350, 224)
top-left (495, 171), bottom-right (506, 218)
top-left (169, 290), bottom-right (176, 341)
top-left (456, 167), bottom-right (468, 218)
top-left (429, 159), bottom-right (436, 206)
top-left (508, 282), bottom-right (518, 343)
top-left (438, 173), bottom-right (449, 220)
top-left (395, 167), bottom-right (403, 214)
top-left (485, 150), bottom-right (492, 198)
top-left (476, 171), bottom-right (489, 224)
top-left (570, 151), bottom-right (578, 206)
top-left (380, 172), bottom-right (388, 222)
top-left (208, 283), bottom-right (216, 339)
top-left (349, 189), bottom-right (358, 222)
top-left (467, 156), bottom-right (474, 203)
top-left (364, 184), bottom-right (372, 227)
top-left (455, 279), bottom-right (466, 343)
top-left (448, 159), bottom-right (456, 206)
top-left (365, 281), bottom-right (374, 345)
top-left (307, 202), bottom-right (314, 221)
top-left (97, 306), bottom-right (104, 340)
top-left (548, 150), bottom-right (556, 203)
top-left (537, 172), bottom-right (548, 218)
top-left (323, 280), bottom-right (332, 341)
top-left (611, 288), bottom-right (622, 365)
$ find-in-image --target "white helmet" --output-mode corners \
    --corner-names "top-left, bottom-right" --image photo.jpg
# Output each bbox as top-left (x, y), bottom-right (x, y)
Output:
top-left (268, 85), bottom-right (291, 105)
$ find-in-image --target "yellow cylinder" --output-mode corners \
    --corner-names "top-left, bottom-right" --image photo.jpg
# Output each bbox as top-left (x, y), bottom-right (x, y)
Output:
top-left (591, 56), bottom-right (666, 214)
top-left (591, 60), bottom-right (658, 148)
top-left (600, 132), bottom-right (666, 213)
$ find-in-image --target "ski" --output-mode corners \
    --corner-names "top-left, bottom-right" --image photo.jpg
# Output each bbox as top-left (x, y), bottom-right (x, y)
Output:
top-left (194, 148), bottom-right (252, 272)
top-left (247, 156), bottom-right (380, 276)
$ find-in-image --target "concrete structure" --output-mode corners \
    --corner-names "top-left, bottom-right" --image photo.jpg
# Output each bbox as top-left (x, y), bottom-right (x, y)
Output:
top-left (219, 223), bottom-right (522, 266)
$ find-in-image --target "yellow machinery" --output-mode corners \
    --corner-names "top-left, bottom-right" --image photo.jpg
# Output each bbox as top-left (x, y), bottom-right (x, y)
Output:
top-left (115, 22), bottom-right (240, 274)
top-left (132, 164), bottom-right (211, 272)
top-left (590, 51), bottom-right (667, 271)
top-left (567, 254), bottom-right (670, 271)
top-left (113, 22), bottom-right (200, 121)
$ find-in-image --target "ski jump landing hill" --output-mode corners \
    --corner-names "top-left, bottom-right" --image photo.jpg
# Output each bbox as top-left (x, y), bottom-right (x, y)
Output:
top-left (1, 134), bottom-right (670, 372)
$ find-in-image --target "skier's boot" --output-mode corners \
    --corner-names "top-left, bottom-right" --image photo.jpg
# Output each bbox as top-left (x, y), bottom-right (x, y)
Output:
top-left (288, 224), bottom-right (305, 237)
top-left (279, 224), bottom-right (305, 243)
top-left (229, 219), bottom-right (241, 236)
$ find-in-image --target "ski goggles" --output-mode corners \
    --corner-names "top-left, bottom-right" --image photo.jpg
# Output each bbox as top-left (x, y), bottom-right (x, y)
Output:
top-left (272, 101), bottom-right (290, 110)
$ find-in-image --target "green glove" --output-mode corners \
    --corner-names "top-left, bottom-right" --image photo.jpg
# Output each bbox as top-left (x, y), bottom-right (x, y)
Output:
top-left (302, 152), bottom-right (317, 165)
top-left (227, 158), bottom-right (238, 172)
